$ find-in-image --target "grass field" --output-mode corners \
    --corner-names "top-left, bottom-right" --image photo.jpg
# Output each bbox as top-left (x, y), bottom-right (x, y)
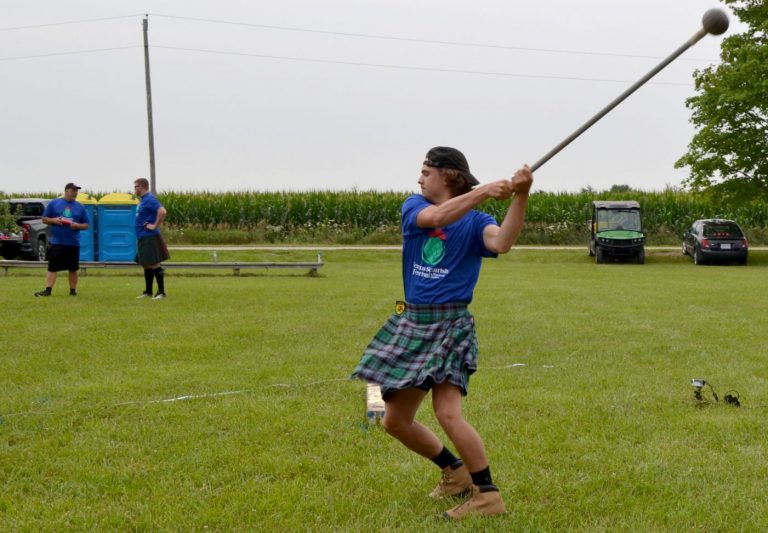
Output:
top-left (2, 248), bottom-right (768, 531)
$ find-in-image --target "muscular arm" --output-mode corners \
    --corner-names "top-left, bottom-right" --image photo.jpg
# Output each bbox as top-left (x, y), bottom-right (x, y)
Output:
top-left (483, 193), bottom-right (530, 254)
top-left (416, 181), bottom-right (516, 229)
top-left (483, 166), bottom-right (534, 254)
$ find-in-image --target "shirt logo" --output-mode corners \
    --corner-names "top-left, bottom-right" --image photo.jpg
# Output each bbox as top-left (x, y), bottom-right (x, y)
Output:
top-left (421, 228), bottom-right (446, 266)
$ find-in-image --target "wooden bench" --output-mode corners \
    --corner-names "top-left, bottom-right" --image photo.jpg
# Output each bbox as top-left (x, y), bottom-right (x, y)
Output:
top-left (0, 252), bottom-right (324, 277)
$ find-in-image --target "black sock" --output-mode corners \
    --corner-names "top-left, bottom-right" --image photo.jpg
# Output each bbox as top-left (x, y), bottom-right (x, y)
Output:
top-left (470, 466), bottom-right (493, 487)
top-left (69, 288), bottom-right (77, 295)
top-left (430, 446), bottom-right (461, 469)
top-left (153, 267), bottom-right (165, 294)
top-left (144, 269), bottom-right (154, 294)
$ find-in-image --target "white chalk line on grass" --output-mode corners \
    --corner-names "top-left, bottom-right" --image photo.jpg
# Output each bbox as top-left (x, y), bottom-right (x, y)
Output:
top-left (112, 389), bottom-right (249, 407)
top-left (0, 378), bottom-right (354, 419)
top-left (483, 363), bottom-right (555, 369)
top-left (1, 368), bottom-right (548, 419)
top-left (270, 378), bottom-right (350, 388)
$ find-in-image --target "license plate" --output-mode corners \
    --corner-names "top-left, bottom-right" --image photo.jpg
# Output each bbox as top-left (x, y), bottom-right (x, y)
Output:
top-left (721, 243), bottom-right (731, 249)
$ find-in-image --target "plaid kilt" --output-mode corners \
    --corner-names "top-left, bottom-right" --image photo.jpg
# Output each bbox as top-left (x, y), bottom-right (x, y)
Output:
top-left (352, 302), bottom-right (478, 397)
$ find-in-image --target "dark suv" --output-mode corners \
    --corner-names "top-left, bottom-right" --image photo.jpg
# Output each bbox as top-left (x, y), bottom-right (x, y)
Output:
top-left (0, 199), bottom-right (51, 261)
top-left (682, 219), bottom-right (748, 265)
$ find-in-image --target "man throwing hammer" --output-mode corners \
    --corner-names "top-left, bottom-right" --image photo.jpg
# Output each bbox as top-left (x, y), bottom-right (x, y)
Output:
top-left (353, 147), bottom-right (533, 520)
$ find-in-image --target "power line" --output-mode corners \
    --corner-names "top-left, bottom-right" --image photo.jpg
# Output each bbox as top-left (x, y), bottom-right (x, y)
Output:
top-left (0, 41), bottom-right (697, 86)
top-left (149, 13), bottom-right (718, 63)
top-left (0, 14), bottom-right (143, 32)
top-left (0, 12), bottom-right (719, 63)
top-left (151, 44), bottom-right (694, 86)
top-left (0, 46), bottom-right (138, 62)
top-left (0, 41), bottom-right (695, 85)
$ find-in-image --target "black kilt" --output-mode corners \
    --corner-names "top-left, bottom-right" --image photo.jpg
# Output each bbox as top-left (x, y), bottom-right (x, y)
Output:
top-left (136, 234), bottom-right (170, 266)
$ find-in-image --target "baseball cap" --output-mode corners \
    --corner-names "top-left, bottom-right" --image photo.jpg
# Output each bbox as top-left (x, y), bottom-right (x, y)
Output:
top-left (64, 182), bottom-right (81, 191)
top-left (423, 147), bottom-right (479, 186)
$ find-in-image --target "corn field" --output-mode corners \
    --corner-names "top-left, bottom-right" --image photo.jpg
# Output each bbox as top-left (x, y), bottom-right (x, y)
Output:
top-left (160, 190), bottom-right (404, 229)
top-left (158, 189), bottom-right (768, 244)
top-left (160, 189), bottom-right (768, 229)
top-left (5, 189), bottom-right (768, 244)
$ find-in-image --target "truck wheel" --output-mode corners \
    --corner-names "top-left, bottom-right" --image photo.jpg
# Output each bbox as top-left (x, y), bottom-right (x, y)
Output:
top-left (595, 246), bottom-right (604, 264)
top-left (637, 249), bottom-right (645, 264)
top-left (35, 238), bottom-right (47, 262)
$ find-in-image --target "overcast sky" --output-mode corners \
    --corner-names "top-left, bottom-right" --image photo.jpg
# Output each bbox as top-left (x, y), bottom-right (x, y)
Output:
top-left (1, 1), bottom-right (738, 195)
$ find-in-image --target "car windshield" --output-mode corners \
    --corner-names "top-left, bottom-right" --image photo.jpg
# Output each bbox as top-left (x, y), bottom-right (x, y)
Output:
top-left (703, 222), bottom-right (743, 239)
top-left (596, 209), bottom-right (641, 232)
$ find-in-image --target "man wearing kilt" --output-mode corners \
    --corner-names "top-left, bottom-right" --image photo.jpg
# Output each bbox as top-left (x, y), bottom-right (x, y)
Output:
top-left (353, 147), bottom-right (532, 519)
top-left (133, 178), bottom-right (170, 300)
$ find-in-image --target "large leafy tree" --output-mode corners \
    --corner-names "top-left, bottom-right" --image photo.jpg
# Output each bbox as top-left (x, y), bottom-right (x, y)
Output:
top-left (675, 0), bottom-right (768, 199)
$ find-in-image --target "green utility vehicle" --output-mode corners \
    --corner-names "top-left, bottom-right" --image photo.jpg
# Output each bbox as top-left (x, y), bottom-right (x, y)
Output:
top-left (589, 200), bottom-right (645, 264)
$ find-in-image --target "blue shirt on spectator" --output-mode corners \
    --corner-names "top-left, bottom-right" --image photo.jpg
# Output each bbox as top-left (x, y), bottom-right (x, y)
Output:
top-left (43, 198), bottom-right (89, 246)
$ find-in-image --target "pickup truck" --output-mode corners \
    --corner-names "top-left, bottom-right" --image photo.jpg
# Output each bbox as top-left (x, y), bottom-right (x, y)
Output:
top-left (0, 198), bottom-right (51, 261)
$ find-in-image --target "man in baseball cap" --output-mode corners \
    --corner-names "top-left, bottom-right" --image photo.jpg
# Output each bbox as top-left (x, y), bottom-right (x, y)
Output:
top-left (34, 182), bottom-right (90, 297)
top-left (352, 147), bottom-right (532, 519)
top-left (423, 146), bottom-right (480, 188)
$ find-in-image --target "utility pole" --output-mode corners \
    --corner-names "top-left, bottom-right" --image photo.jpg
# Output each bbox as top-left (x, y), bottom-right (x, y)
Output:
top-left (143, 15), bottom-right (157, 194)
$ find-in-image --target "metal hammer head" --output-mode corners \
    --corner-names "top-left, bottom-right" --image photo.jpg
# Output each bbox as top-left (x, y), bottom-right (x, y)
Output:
top-left (702, 8), bottom-right (729, 35)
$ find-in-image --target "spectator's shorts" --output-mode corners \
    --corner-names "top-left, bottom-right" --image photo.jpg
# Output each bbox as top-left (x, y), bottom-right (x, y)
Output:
top-left (47, 244), bottom-right (80, 272)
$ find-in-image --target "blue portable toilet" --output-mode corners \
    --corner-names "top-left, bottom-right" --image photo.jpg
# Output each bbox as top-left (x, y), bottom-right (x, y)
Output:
top-left (58, 192), bottom-right (97, 261)
top-left (97, 193), bottom-right (138, 262)
top-left (76, 193), bottom-right (97, 261)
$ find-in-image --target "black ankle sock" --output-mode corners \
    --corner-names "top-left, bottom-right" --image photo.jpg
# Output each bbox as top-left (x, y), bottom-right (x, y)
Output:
top-left (144, 269), bottom-right (154, 294)
top-left (430, 446), bottom-right (461, 469)
top-left (470, 466), bottom-right (493, 487)
top-left (153, 267), bottom-right (165, 294)
top-left (69, 288), bottom-right (77, 295)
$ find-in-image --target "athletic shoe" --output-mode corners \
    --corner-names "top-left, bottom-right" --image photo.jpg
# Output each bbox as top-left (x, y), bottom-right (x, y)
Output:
top-left (430, 462), bottom-right (473, 499)
top-left (152, 293), bottom-right (166, 300)
top-left (34, 289), bottom-right (51, 297)
top-left (136, 292), bottom-right (152, 299)
top-left (443, 485), bottom-right (506, 519)
top-left (69, 290), bottom-right (77, 296)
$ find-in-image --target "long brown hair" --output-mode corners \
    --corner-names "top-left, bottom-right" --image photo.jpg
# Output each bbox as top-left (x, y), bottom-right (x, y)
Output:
top-left (439, 168), bottom-right (474, 197)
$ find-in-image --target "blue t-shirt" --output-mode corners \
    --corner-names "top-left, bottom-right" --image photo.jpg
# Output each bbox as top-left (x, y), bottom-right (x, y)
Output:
top-left (401, 194), bottom-right (498, 304)
top-left (43, 198), bottom-right (89, 246)
top-left (135, 192), bottom-right (163, 239)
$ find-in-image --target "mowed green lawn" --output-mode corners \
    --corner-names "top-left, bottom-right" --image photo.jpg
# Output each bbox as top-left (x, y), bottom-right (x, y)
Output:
top-left (2, 248), bottom-right (767, 531)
